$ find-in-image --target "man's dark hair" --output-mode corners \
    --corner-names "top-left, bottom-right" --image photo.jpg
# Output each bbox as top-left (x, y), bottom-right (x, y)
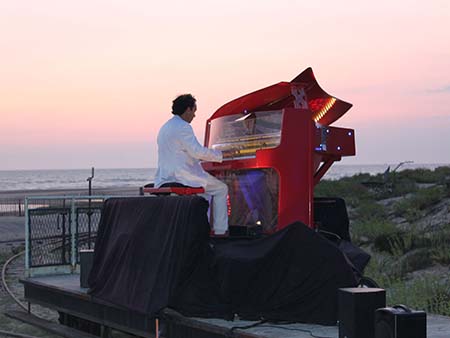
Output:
top-left (172, 94), bottom-right (196, 115)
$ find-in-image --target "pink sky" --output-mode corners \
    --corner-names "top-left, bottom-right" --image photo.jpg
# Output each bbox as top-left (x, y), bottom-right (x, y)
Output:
top-left (1, 0), bottom-right (449, 170)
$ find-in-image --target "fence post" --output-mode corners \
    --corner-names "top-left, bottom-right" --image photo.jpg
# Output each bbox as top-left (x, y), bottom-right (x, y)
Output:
top-left (18, 199), bottom-right (22, 216)
top-left (70, 198), bottom-right (77, 272)
top-left (25, 198), bottom-right (30, 277)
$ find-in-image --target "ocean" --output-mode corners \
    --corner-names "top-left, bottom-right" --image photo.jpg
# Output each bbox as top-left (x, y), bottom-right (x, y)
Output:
top-left (0, 164), bottom-right (448, 191)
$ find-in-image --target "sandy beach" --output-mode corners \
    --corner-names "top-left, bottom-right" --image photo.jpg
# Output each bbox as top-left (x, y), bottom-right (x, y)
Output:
top-left (0, 216), bottom-right (24, 243)
top-left (0, 186), bottom-right (141, 200)
top-left (0, 187), bottom-right (144, 336)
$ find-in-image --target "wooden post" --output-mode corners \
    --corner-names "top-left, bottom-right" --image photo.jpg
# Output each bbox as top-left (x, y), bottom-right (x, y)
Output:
top-left (101, 326), bottom-right (111, 338)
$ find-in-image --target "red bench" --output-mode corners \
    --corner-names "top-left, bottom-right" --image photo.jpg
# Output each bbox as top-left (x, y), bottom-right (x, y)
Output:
top-left (140, 182), bottom-right (205, 196)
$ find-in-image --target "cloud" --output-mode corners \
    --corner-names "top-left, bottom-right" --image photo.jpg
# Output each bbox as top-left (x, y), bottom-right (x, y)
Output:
top-left (427, 85), bottom-right (450, 93)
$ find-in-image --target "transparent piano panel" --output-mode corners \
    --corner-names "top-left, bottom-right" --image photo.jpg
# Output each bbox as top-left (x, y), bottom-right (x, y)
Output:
top-left (208, 110), bottom-right (283, 159)
top-left (215, 168), bottom-right (279, 232)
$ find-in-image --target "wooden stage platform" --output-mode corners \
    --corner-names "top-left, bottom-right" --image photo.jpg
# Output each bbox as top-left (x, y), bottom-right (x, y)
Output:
top-left (20, 274), bottom-right (450, 338)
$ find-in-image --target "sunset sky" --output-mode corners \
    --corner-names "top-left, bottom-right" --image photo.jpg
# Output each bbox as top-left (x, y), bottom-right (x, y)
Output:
top-left (1, 0), bottom-right (449, 170)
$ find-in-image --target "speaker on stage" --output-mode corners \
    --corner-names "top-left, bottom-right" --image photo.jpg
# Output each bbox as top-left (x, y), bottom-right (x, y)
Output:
top-left (375, 305), bottom-right (426, 338)
top-left (338, 287), bottom-right (386, 338)
top-left (80, 249), bottom-right (94, 288)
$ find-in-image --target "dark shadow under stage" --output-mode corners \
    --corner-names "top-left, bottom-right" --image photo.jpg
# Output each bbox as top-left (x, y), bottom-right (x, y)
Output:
top-left (20, 273), bottom-right (341, 338)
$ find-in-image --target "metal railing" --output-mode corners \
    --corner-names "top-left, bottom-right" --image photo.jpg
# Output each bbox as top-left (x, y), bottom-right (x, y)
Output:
top-left (0, 198), bottom-right (25, 216)
top-left (25, 196), bottom-right (107, 277)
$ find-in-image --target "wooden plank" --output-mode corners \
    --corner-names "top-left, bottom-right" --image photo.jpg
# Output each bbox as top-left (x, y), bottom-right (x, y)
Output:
top-left (162, 308), bottom-right (264, 338)
top-left (5, 310), bottom-right (100, 338)
top-left (20, 275), bottom-right (89, 298)
top-left (21, 278), bottom-right (157, 338)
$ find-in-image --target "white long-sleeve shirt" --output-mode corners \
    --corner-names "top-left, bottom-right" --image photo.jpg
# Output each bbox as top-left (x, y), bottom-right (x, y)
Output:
top-left (154, 115), bottom-right (223, 188)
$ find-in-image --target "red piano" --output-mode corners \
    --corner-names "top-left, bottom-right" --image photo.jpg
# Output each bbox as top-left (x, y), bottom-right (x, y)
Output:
top-left (202, 67), bottom-right (355, 235)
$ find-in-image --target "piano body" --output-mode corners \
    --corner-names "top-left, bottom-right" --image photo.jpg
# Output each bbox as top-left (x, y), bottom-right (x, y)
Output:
top-left (202, 68), bottom-right (355, 234)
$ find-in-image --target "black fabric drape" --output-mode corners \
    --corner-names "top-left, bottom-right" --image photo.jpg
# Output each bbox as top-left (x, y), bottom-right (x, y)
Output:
top-left (88, 196), bottom-right (210, 315)
top-left (88, 197), bottom-right (358, 325)
top-left (173, 223), bottom-right (358, 325)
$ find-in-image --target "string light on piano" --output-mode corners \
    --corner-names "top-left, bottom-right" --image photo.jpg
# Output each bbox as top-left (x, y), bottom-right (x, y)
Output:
top-left (312, 97), bottom-right (337, 123)
top-left (315, 144), bottom-right (327, 152)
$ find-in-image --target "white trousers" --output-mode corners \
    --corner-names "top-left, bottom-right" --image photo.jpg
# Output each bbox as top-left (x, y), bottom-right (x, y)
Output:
top-left (200, 174), bottom-right (229, 234)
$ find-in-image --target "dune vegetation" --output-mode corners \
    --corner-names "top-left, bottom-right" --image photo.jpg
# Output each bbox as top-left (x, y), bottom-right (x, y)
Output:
top-left (315, 166), bottom-right (450, 316)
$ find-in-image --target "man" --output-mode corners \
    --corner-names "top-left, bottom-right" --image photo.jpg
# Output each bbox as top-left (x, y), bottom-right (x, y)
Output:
top-left (154, 94), bottom-right (229, 235)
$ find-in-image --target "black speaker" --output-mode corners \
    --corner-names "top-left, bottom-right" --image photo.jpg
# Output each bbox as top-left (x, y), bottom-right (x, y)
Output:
top-left (375, 305), bottom-right (426, 338)
top-left (80, 249), bottom-right (94, 288)
top-left (338, 287), bottom-right (386, 338)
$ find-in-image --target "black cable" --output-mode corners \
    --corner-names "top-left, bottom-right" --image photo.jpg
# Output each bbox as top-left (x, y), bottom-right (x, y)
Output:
top-left (257, 324), bottom-right (334, 338)
top-left (228, 319), bottom-right (334, 338)
top-left (229, 319), bottom-right (267, 332)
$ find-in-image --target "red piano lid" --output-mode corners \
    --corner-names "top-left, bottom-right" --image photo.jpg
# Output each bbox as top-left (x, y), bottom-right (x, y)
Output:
top-left (209, 67), bottom-right (352, 126)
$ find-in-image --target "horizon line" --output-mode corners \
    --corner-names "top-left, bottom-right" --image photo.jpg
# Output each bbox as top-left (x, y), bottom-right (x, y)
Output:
top-left (1, 163), bottom-right (450, 172)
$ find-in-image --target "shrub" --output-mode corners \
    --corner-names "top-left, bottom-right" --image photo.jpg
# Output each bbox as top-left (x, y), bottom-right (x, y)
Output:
top-left (373, 226), bottom-right (432, 255)
top-left (393, 186), bottom-right (446, 221)
top-left (363, 252), bottom-right (402, 286)
top-left (398, 168), bottom-right (440, 183)
top-left (315, 179), bottom-right (371, 208)
top-left (374, 231), bottom-right (409, 254)
top-left (389, 177), bottom-right (418, 197)
top-left (434, 166), bottom-right (450, 179)
top-left (387, 275), bottom-right (450, 316)
top-left (429, 229), bottom-right (450, 264)
top-left (351, 219), bottom-right (397, 244)
top-left (354, 200), bottom-right (388, 220)
top-left (393, 248), bottom-right (434, 275)
top-left (350, 199), bottom-right (397, 244)
top-left (430, 246), bottom-right (450, 265)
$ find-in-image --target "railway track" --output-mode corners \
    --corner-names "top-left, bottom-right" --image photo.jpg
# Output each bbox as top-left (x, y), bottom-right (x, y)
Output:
top-left (0, 234), bottom-right (98, 338)
top-left (1, 248), bottom-right (42, 338)
top-left (1, 249), bottom-right (28, 312)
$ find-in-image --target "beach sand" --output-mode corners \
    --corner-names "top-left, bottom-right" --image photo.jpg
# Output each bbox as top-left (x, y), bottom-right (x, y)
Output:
top-left (0, 186), bottom-right (141, 200)
top-left (0, 187), bottom-right (142, 337)
top-left (0, 216), bottom-right (24, 244)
